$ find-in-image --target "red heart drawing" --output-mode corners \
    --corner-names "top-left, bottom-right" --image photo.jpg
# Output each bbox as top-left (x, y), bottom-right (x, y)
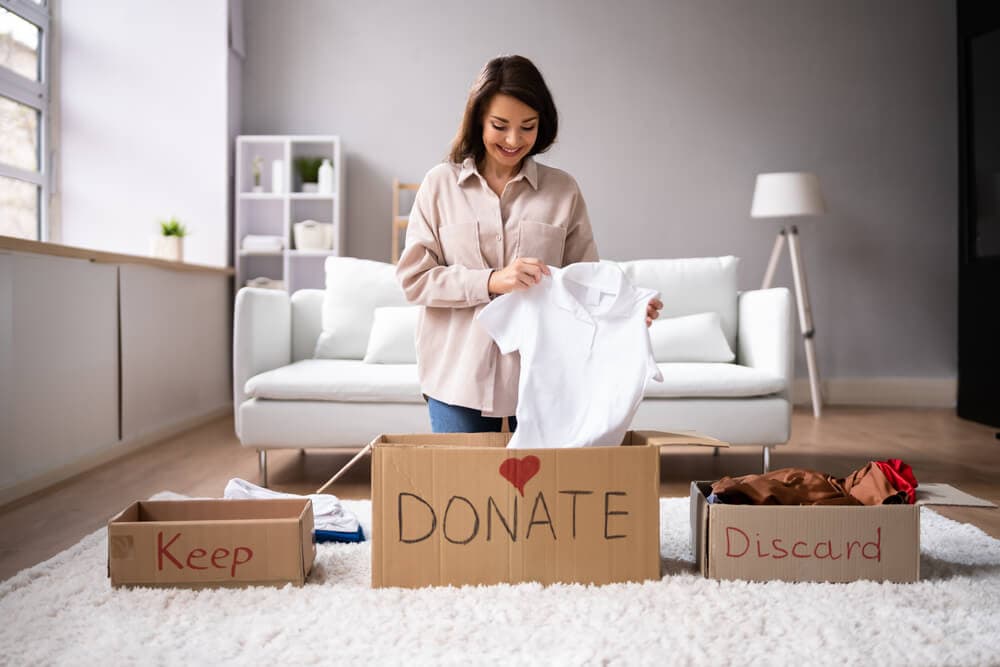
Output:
top-left (498, 456), bottom-right (541, 497)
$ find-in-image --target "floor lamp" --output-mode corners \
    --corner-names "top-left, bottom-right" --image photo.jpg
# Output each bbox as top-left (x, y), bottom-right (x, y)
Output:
top-left (751, 172), bottom-right (825, 417)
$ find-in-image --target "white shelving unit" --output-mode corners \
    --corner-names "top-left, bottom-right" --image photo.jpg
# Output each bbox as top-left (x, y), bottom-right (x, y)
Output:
top-left (234, 135), bottom-right (344, 292)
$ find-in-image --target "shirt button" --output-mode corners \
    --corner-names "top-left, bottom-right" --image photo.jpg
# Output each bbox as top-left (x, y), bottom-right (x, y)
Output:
top-left (496, 234), bottom-right (502, 242)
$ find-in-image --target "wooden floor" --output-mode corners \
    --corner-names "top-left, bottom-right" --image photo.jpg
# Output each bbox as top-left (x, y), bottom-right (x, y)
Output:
top-left (1, 407), bottom-right (998, 582)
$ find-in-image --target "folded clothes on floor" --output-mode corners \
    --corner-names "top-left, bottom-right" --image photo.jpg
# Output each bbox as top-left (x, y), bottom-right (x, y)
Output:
top-left (223, 478), bottom-right (364, 542)
top-left (709, 458), bottom-right (918, 506)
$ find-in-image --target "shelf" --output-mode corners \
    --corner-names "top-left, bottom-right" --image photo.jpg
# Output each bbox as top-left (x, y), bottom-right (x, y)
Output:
top-left (239, 192), bottom-right (283, 200)
top-left (238, 136), bottom-right (286, 143)
top-left (239, 192), bottom-right (337, 200)
top-left (239, 249), bottom-right (284, 256)
top-left (236, 134), bottom-right (344, 293)
top-left (288, 249), bottom-right (337, 256)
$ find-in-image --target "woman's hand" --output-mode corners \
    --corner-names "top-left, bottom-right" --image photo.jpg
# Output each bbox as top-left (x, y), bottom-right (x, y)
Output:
top-left (646, 297), bottom-right (663, 327)
top-left (488, 258), bottom-right (551, 296)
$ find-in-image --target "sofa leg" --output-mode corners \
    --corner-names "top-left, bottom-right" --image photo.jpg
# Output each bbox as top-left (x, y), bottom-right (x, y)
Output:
top-left (712, 447), bottom-right (720, 458)
top-left (761, 446), bottom-right (771, 474)
top-left (258, 449), bottom-right (268, 488)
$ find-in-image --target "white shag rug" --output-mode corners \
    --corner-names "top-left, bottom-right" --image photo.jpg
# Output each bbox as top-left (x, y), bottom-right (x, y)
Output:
top-left (2, 495), bottom-right (999, 666)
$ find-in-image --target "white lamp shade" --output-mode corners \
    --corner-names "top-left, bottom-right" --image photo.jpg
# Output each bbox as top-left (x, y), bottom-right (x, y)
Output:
top-left (750, 172), bottom-right (826, 218)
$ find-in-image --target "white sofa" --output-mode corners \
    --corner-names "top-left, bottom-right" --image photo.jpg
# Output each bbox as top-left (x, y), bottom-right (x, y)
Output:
top-left (234, 256), bottom-right (793, 486)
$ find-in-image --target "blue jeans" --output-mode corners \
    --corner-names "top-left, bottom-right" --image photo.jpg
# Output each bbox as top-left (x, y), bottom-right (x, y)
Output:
top-left (427, 396), bottom-right (517, 434)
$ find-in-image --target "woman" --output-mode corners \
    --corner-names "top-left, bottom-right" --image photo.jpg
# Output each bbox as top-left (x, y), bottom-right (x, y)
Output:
top-left (396, 55), bottom-right (662, 434)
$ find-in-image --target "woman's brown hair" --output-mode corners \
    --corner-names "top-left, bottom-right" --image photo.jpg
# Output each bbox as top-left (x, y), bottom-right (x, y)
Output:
top-left (448, 55), bottom-right (558, 165)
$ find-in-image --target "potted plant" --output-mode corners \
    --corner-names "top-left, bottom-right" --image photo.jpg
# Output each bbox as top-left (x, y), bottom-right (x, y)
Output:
top-left (251, 155), bottom-right (263, 193)
top-left (150, 217), bottom-right (188, 261)
top-left (293, 157), bottom-right (324, 193)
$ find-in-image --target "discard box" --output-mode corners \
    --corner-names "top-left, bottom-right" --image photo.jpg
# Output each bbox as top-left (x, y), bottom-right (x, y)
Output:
top-left (690, 481), bottom-right (920, 583)
top-left (107, 498), bottom-right (316, 588)
top-left (372, 430), bottom-right (727, 589)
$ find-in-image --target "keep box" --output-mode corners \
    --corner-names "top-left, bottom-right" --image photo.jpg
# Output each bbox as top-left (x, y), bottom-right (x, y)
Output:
top-left (107, 498), bottom-right (316, 588)
top-left (371, 430), bottom-right (727, 589)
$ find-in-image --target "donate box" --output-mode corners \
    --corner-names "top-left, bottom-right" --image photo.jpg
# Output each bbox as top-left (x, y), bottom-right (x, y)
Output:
top-left (689, 481), bottom-right (920, 583)
top-left (371, 430), bottom-right (727, 589)
top-left (107, 498), bottom-right (316, 588)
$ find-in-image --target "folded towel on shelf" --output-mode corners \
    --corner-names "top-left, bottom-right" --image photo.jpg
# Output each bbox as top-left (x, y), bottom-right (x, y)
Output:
top-left (223, 478), bottom-right (364, 542)
top-left (241, 234), bottom-right (285, 251)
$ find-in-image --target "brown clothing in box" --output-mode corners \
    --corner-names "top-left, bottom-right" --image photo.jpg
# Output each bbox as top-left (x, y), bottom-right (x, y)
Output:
top-left (711, 463), bottom-right (907, 506)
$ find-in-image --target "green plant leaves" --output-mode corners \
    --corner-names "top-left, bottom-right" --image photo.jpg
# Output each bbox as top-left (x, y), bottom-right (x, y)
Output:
top-left (159, 217), bottom-right (188, 237)
top-left (293, 156), bottom-right (324, 182)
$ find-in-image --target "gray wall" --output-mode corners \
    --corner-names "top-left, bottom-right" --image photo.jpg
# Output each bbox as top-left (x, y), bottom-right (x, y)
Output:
top-left (241, 0), bottom-right (957, 381)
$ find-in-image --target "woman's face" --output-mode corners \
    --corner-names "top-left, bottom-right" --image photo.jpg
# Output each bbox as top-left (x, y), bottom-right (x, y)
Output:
top-left (480, 93), bottom-right (539, 172)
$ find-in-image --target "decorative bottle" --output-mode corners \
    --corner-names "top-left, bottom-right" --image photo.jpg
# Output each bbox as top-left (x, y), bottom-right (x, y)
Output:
top-left (318, 159), bottom-right (334, 195)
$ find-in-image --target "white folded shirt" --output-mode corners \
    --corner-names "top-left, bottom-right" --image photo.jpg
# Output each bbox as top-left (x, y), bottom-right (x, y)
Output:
top-left (223, 477), bottom-right (360, 533)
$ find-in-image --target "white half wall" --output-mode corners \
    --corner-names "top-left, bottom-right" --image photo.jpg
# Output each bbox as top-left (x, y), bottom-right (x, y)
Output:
top-left (0, 251), bottom-right (118, 492)
top-left (0, 248), bottom-right (232, 506)
top-left (56, 0), bottom-right (230, 267)
top-left (120, 264), bottom-right (230, 441)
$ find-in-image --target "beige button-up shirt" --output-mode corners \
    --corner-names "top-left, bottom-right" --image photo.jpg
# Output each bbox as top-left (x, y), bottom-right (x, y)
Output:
top-left (396, 156), bottom-right (599, 417)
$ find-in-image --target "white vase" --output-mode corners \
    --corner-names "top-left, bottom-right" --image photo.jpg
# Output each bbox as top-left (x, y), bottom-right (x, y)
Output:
top-left (271, 160), bottom-right (285, 194)
top-left (150, 236), bottom-right (183, 261)
top-left (302, 182), bottom-right (318, 193)
top-left (318, 159), bottom-right (334, 194)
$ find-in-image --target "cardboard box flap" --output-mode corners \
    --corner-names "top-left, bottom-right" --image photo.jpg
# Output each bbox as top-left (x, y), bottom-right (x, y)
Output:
top-left (914, 483), bottom-right (997, 508)
top-left (298, 501), bottom-right (316, 580)
top-left (108, 501), bottom-right (140, 524)
top-left (375, 430), bottom-right (729, 450)
top-left (321, 429), bottom-right (726, 495)
top-left (125, 498), bottom-right (311, 523)
top-left (375, 432), bottom-right (511, 449)
top-left (632, 430), bottom-right (730, 448)
top-left (689, 482), bottom-right (710, 576)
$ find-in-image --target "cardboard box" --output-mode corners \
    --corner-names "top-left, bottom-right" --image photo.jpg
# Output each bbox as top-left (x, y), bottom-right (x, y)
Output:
top-left (107, 498), bottom-right (316, 588)
top-left (690, 481), bottom-right (920, 583)
top-left (372, 430), bottom-right (727, 589)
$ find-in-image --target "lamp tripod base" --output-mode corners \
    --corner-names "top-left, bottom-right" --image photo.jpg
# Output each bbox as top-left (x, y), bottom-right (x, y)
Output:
top-left (762, 226), bottom-right (823, 417)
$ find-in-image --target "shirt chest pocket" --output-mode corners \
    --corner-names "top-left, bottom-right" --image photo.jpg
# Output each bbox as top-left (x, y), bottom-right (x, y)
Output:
top-left (515, 220), bottom-right (567, 267)
top-left (438, 222), bottom-right (486, 269)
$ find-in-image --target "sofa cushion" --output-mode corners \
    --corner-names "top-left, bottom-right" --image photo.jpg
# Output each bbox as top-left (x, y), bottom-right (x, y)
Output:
top-left (245, 360), bottom-right (782, 404)
top-left (363, 306), bottom-right (420, 364)
top-left (644, 363), bottom-right (785, 398)
top-left (314, 257), bottom-right (409, 360)
top-left (245, 359), bottom-right (424, 403)
top-left (619, 256), bottom-right (739, 350)
top-left (649, 312), bottom-right (735, 363)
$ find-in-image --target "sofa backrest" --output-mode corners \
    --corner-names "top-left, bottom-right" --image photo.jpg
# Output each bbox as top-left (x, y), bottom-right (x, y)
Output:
top-left (291, 289), bottom-right (325, 362)
top-left (292, 255), bottom-right (741, 361)
top-left (617, 256), bottom-right (740, 350)
top-left (312, 257), bottom-right (410, 361)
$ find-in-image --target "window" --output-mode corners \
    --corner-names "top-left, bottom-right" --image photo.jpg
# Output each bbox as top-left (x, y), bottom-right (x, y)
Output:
top-left (0, 0), bottom-right (48, 241)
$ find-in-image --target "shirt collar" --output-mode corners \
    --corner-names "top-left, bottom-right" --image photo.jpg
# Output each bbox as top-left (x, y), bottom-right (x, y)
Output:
top-left (457, 156), bottom-right (539, 190)
top-left (550, 261), bottom-right (639, 322)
